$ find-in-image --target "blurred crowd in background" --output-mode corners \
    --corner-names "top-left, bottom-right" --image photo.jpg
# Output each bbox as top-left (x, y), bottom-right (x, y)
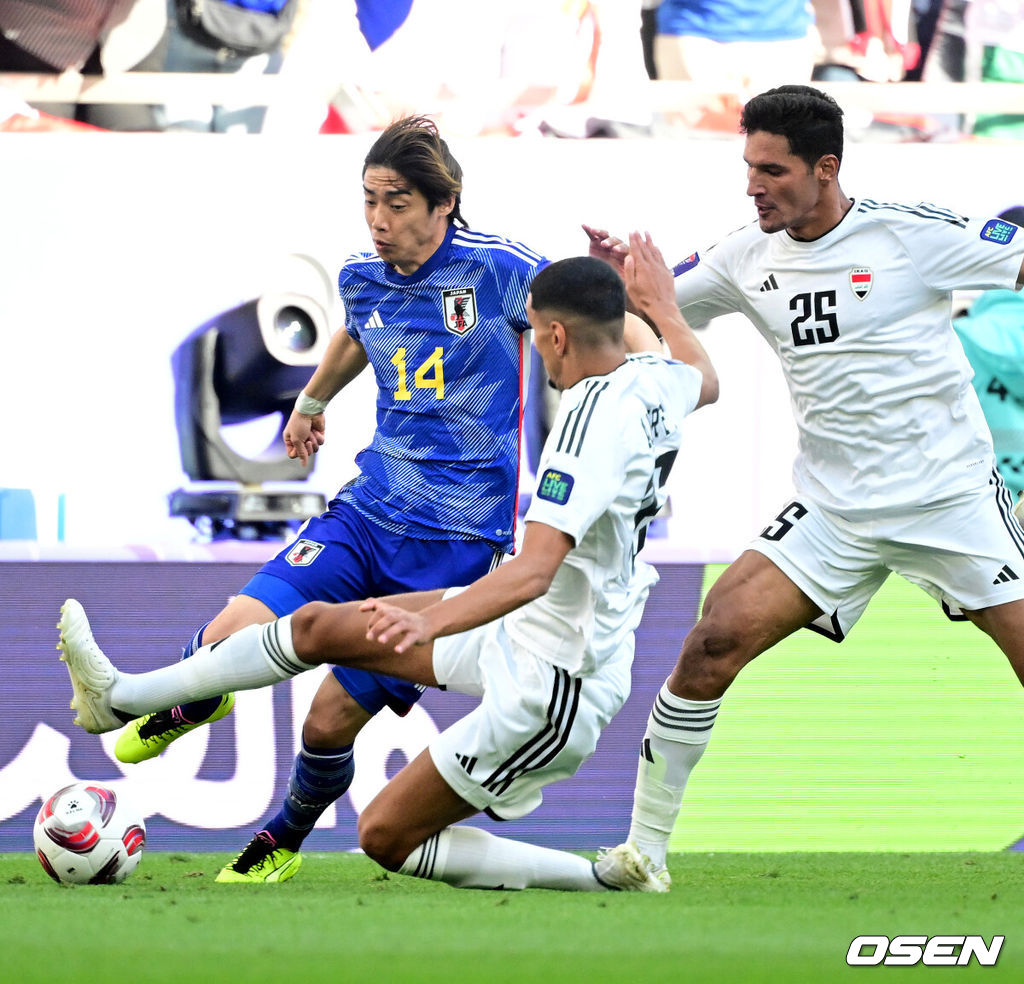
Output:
top-left (0, 0), bottom-right (1021, 138)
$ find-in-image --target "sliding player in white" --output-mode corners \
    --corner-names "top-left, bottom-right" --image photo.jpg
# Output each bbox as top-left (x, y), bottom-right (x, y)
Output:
top-left (58, 248), bottom-right (719, 892)
top-left (586, 84), bottom-right (1024, 885)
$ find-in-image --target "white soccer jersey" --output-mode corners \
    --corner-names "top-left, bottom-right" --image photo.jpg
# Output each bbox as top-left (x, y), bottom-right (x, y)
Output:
top-left (673, 202), bottom-right (1024, 514)
top-left (503, 354), bottom-right (703, 675)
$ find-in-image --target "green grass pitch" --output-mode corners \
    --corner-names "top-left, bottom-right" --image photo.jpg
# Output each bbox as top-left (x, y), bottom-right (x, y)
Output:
top-left (5, 574), bottom-right (1023, 982)
top-left (2, 850), bottom-right (1023, 983)
top-left (673, 568), bottom-right (1024, 852)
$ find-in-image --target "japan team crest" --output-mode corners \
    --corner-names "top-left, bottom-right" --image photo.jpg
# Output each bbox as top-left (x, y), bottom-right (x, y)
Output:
top-left (286, 538), bottom-right (324, 567)
top-left (849, 267), bottom-right (873, 300)
top-left (443, 287), bottom-right (478, 336)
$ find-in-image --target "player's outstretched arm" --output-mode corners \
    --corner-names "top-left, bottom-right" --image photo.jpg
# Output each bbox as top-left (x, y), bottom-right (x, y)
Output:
top-left (363, 521), bottom-right (573, 653)
top-left (623, 312), bottom-right (664, 355)
top-left (284, 331), bottom-right (370, 465)
top-left (583, 223), bottom-right (629, 277)
top-left (625, 231), bottom-right (719, 410)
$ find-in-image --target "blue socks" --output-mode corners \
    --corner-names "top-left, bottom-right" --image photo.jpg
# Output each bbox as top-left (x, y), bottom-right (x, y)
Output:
top-left (176, 620), bottom-right (224, 723)
top-left (264, 739), bottom-right (356, 851)
top-left (176, 620), bottom-right (356, 851)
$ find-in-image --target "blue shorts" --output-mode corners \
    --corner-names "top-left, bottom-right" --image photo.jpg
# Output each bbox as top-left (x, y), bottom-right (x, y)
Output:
top-left (239, 498), bottom-right (502, 716)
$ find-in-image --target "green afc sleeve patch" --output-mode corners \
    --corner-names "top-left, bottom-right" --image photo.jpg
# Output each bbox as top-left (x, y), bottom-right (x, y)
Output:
top-left (537, 469), bottom-right (574, 505)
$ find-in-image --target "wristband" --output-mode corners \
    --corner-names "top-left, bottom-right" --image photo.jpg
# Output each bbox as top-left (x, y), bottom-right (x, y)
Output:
top-left (294, 390), bottom-right (330, 416)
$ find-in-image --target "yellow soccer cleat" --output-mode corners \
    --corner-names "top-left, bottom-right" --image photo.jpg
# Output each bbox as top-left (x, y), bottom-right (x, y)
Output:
top-left (114, 693), bottom-right (235, 764)
top-left (215, 831), bottom-right (302, 884)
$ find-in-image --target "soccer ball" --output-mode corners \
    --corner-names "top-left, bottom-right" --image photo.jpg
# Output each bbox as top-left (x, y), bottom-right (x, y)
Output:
top-left (34, 782), bottom-right (146, 885)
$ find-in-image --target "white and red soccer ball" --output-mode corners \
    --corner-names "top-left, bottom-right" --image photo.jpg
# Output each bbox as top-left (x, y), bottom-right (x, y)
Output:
top-left (34, 782), bottom-right (146, 885)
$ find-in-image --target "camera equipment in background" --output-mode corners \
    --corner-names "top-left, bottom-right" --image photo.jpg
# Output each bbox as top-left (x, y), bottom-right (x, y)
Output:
top-left (169, 255), bottom-right (334, 540)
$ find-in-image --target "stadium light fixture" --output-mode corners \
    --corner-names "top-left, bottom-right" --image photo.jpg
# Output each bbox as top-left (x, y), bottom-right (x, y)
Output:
top-left (169, 255), bottom-right (334, 540)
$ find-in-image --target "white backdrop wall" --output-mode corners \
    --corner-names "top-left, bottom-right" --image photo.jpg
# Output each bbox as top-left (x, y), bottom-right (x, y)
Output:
top-left (2, 134), bottom-right (1022, 560)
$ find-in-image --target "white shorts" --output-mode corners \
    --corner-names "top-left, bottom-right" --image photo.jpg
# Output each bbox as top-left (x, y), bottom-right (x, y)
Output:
top-left (750, 478), bottom-right (1024, 642)
top-left (430, 616), bottom-right (632, 820)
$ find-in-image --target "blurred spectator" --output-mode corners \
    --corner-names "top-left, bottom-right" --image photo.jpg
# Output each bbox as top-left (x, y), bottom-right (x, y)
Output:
top-left (814, 0), bottom-right (918, 82)
top-left (921, 0), bottom-right (968, 87)
top-left (158, 0), bottom-right (298, 133)
top-left (0, 83), bottom-right (105, 130)
top-left (964, 0), bottom-right (1024, 138)
top-left (225, 0), bottom-right (460, 136)
top-left (641, 0), bottom-right (661, 78)
top-left (311, 0), bottom-right (653, 138)
top-left (652, 0), bottom-right (817, 91)
top-left (263, 0), bottom-right (384, 135)
top-left (0, 85), bottom-right (38, 128)
top-left (638, 0), bottom-right (816, 134)
top-left (517, 0), bottom-right (655, 137)
top-left (905, 0), bottom-right (945, 80)
top-left (813, 1), bottom-right (937, 139)
top-left (919, 0), bottom-right (1024, 138)
top-left (953, 206), bottom-right (1024, 498)
top-left (848, 0), bottom-right (919, 80)
top-left (0, 0), bottom-right (167, 130)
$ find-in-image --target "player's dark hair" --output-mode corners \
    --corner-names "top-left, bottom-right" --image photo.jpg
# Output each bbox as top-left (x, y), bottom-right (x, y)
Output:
top-left (364, 116), bottom-right (466, 227)
top-left (530, 257), bottom-right (625, 343)
top-left (740, 85), bottom-right (844, 170)
top-left (999, 205), bottom-right (1024, 227)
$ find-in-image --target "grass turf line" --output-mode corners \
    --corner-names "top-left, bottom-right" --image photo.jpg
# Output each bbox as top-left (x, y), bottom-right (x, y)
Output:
top-left (1, 851), bottom-right (1022, 983)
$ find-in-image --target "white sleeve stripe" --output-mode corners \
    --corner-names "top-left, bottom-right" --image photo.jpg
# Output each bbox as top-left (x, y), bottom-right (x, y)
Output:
top-left (452, 230), bottom-right (545, 265)
top-left (857, 199), bottom-right (969, 228)
top-left (555, 380), bottom-right (609, 457)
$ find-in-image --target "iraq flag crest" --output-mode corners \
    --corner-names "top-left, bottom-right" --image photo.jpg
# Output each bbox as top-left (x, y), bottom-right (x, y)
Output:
top-left (849, 267), bottom-right (873, 300)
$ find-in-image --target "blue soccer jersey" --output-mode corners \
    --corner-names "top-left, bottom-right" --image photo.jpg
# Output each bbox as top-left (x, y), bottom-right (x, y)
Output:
top-left (336, 224), bottom-right (546, 553)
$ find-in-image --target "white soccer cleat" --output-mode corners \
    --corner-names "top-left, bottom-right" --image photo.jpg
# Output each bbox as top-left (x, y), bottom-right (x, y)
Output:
top-left (57, 598), bottom-right (123, 734)
top-left (593, 842), bottom-right (670, 893)
top-left (648, 858), bottom-right (672, 891)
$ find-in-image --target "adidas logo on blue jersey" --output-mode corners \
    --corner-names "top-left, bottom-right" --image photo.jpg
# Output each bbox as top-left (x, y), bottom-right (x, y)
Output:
top-left (364, 309), bottom-right (384, 330)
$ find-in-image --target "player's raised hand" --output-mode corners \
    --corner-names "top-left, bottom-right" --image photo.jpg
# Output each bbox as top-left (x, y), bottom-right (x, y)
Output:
top-left (624, 231), bottom-right (675, 315)
top-left (361, 598), bottom-right (434, 653)
top-left (582, 224), bottom-right (629, 275)
top-left (284, 409), bottom-right (326, 466)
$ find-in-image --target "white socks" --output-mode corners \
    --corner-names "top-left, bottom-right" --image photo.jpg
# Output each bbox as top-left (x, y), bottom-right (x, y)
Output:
top-left (627, 682), bottom-right (720, 869)
top-left (109, 616), bottom-right (316, 715)
top-left (399, 826), bottom-right (604, 891)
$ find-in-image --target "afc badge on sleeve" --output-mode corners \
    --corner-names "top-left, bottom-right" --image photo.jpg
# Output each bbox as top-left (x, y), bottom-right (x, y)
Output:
top-left (286, 539), bottom-right (324, 567)
top-left (443, 287), bottom-right (478, 336)
top-left (537, 469), bottom-right (575, 505)
top-left (980, 219), bottom-right (1018, 244)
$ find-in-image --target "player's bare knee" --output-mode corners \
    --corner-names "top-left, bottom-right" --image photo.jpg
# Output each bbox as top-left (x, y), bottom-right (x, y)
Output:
top-left (356, 812), bottom-right (407, 872)
top-left (301, 706), bottom-right (347, 747)
top-left (290, 601), bottom-right (332, 653)
top-left (302, 697), bottom-right (366, 747)
top-left (205, 594), bottom-right (277, 642)
top-left (674, 622), bottom-right (748, 696)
